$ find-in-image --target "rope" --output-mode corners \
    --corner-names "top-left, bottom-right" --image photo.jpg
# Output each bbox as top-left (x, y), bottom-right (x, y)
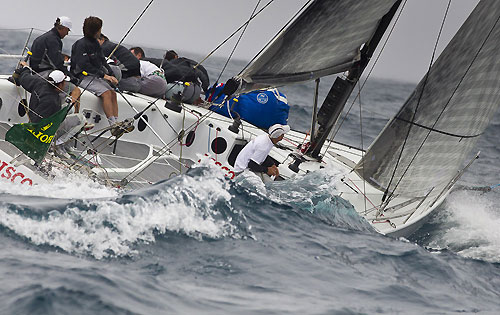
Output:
top-left (195, 0), bottom-right (276, 68)
top-left (346, 177), bottom-right (378, 211)
top-left (15, 27), bottom-right (33, 122)
top-left (214, 0), bottom-right (261, 84)
top-left (106, 0), bottom-right (154, 60)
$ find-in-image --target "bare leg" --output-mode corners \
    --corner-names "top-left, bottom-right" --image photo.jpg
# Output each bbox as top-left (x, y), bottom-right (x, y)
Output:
top-left (70, 87), bottom-right (81, 113)
top-left (111, 90), bottom-right (118, 117)
top-left (100, 90), bottom-right (115, 119)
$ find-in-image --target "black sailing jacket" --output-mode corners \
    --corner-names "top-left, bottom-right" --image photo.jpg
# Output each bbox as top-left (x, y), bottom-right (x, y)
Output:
top-left (18, 68), bottom-right (61, 123)
top-left (30, 27), bottom-right (72, 78)
top-left (70, 37), bottom-right (113, 79)
top-left (101, 40), bottom-right (140, 78)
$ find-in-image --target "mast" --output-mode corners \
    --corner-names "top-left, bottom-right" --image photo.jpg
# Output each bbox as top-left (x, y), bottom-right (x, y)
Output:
top-left (309, 0), bottom-right (402, 158)
top-left (310, 78), bottom-right (320, 141)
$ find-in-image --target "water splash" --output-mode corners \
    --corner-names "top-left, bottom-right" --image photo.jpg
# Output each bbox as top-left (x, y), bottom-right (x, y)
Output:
top-left (266, 165), bottom-right (374, 232)
top-left (0, 167), bottom-right (246, 259)
top-left (0, 167), bottom-right (119, 199)
top-left (428, 189), bottom-right (500, 263)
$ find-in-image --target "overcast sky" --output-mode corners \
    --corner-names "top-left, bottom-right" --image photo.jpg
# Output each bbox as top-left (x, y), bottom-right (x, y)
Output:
top-left (0, 0), bottom-right (479, 82)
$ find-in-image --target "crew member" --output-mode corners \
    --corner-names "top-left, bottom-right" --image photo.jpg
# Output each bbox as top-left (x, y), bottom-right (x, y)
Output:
top-left (98, 34), bottom-right (141, 93)
top-left (70, 16), bottom-right (120, 127)
top-left (12, 62), bottom-right (87, 158)
top-left (29, 16), bottom-right (81, 109)
top-left (130, 47), bottom-right (167, 98)
top-left (233, 124), bottom-right (290, 180)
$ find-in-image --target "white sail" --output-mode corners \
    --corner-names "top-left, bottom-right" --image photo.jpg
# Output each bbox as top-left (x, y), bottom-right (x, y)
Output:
top-left (355, 0), bottom-right (500, 199)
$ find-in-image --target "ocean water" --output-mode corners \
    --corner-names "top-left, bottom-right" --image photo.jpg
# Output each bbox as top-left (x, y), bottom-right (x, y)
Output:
top-left (1, 29), bottom-right (500, 314)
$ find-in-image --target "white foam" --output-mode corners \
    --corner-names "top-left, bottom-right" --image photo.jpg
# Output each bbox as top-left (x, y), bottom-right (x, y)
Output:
top-left (433, 190), bottom-right (500, 262)
top-left (0, 167), bottom-right (119, 199)
top-left (0, 168), bottom-right (239, 259)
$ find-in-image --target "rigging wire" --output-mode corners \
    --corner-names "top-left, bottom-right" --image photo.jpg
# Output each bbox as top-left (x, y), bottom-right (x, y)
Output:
top-left (195, 0), bottom-right (276, 68)
top-left (381, 0), bottom-right (452, 204)
top-left (384, 9), bottom-right (500, 205)
top-left (106, 0), bottom-right (154, 60)
top-left (358, 78), bottom-right (367, 214)
top-left (214, 0), bottom-right (262, 84)
top-left (15, 27), bottom-right (35, 122)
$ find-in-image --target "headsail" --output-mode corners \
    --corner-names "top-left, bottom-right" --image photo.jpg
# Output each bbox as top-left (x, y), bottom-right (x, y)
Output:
top-left (354, 0), bottom-right (500, 199)
top-left (238, 0), bottom-right (400, 93)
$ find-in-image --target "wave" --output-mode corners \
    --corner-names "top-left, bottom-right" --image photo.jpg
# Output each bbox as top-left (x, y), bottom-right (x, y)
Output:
top-left (414, 188), bottom-right (500, 263)
top-left (0, 162), bottom-right (376, 259)
top-left (0, 166), bottom-right (244, 259)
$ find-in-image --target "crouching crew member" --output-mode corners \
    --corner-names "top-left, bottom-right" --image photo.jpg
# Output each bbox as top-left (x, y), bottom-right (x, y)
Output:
top-left (233, 124), bottom-right (290, 181)
top-left (12, 62), bottom-right (87, 158)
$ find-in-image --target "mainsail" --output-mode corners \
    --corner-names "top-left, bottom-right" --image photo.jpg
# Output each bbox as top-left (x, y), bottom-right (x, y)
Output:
top-left (354, 0), bottom-right (500, 199)
top-left (238, 0), bottom-right (400, 92)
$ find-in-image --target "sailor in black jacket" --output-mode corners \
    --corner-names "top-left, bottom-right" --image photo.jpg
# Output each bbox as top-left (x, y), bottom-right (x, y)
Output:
top-left (15, 67), bottom-right (63, 123)
top-left (70, 16), bottom-right (120, 126)
top-left (99, 36), bottom-right (140, 78)
top-left (131, 48), bottom-right (208, 104)
top-left (143, 53), bottom-right (210, 92)
top-left (98, 34), bottom-right (141, 92)
top-left (29, 17), bottom-right (81, 108)
top-left (12, 63), bottom-right (86, 158)
top-left (30, 17), bottom-right (72, 77)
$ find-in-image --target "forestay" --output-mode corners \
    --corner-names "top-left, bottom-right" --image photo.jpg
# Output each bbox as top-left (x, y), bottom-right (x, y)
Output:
top-left (354, 1), bottom-right (500, 199)
top-left (238, 0), bottom-right (400, 92)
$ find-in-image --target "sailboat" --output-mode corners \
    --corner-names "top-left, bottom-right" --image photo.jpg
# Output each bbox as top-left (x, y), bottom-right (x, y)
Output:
top-left (0, 0), bottom-right (498, 237)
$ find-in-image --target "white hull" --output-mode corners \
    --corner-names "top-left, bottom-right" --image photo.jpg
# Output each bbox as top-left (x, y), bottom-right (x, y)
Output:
top-left (0, 75), bottom-right (450, 237)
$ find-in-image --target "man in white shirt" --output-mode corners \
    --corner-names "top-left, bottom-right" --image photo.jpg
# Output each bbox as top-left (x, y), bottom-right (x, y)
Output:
top-left (234, 124), bottom-right (290, 179)
top-left (130, 47), bottom-right (167, 98)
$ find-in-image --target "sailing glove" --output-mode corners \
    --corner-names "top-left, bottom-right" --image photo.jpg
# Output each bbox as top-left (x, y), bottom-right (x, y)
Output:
top-left (11, 67), bottom-right (29, 86)
top-left (69, 74), bottom-right (79, 85)
top-left (222, 77), bottom-right (241, 96)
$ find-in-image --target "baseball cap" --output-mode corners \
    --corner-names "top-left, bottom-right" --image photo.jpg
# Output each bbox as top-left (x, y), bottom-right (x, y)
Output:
top-left (48, 70), bottom-right (70, 84)
top-left (268, 124), bottom-right (290, 139)
top-left (57, 16), bottom-right (72, 30)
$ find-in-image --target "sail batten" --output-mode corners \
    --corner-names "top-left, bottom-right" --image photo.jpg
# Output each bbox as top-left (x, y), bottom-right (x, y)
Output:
top-left (355, 0), bottom-right (500, 198)
top-left (238, 0), bottom-right (400, 92)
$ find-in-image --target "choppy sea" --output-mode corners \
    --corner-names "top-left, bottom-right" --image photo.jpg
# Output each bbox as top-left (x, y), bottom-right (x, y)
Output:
top-left (0, 29), bottom-right (499, 314)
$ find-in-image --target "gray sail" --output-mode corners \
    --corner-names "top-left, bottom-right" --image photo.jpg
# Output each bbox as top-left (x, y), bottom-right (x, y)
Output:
top-left (354, 0), bottom-right (500, 199)
top-left (238, 0), bottom-right (400, 92)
